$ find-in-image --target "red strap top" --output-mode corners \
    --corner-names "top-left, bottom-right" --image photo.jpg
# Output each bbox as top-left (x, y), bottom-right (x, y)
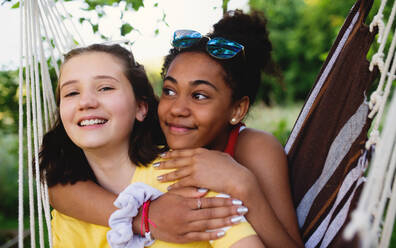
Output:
top-left (223, 123), bottom-right (245, 157)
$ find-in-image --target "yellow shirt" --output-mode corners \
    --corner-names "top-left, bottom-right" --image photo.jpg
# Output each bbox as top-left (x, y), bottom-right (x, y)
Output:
top-left (51, 158), bottom-right (256, 247)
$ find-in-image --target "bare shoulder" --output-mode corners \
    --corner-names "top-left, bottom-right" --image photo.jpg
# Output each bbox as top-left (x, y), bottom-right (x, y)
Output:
top-left (237, 127), bottom-right (283, 150)
top-left (235, 127), bottom-right (287, 171)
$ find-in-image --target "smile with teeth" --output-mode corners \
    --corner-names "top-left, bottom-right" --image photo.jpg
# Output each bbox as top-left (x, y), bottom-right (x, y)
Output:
top-left (79, 119), bottom-right (107, 126)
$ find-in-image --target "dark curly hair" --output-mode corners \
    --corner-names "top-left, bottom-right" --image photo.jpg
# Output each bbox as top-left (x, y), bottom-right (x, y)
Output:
top-left (39, 44), bottom-right (166, 187)
top-left (161, 10), bottom-right (277, 107)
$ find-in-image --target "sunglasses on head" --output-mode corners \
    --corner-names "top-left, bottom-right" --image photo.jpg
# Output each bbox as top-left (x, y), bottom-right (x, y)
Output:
top-left (172, 29), bottom-right (245, 60)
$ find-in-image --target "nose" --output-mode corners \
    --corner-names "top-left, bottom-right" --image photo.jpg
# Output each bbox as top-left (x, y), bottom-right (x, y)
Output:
top-left (78, 91), bottom-right (99, 110)
top-left (169, 95), bottom-right (190, 117)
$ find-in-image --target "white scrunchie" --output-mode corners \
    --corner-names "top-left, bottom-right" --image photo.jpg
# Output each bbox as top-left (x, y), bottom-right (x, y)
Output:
top-left (107, 182), bottom-right (163, 247)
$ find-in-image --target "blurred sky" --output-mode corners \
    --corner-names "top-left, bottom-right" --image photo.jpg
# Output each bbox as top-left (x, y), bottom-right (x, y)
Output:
top-left (0, 0), bottom-right (249, 70)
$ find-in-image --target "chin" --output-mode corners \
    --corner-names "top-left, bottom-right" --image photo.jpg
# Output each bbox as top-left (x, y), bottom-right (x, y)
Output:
top-left (76, 141), bottom-right (107, 150)
top-left (167, 141), bottom-right (196, 150)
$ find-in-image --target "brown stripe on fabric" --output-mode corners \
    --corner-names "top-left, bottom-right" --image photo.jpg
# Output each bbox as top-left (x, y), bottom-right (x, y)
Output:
top-left (300, 103), bottom-right (374, 239)
top-left (284, 0), bottom-right (379, 246)
top-left (302, 122), bottom-right (372, 228)
top-left (288, 12), bottom-right (377, 207)
top-left (286, 0), bottom-right (369, 155)
top-left (327, 185), bottom-right (364, 248)
top-left (315, 182), bottom-right (362, 248)
top-left (302, 150), bottom-right (363, 239)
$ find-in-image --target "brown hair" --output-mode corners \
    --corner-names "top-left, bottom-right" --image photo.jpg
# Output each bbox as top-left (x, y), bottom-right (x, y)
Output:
top-left (39, 44), bottom-right (166, 186)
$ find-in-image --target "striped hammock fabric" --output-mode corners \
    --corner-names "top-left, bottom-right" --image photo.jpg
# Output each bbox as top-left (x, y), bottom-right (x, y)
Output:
top-left (285, 0), bottom-right (378, 247)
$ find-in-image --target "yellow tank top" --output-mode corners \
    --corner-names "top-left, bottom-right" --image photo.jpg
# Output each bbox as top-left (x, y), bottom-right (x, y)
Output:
top-left (51, 158), bottom-right (256, 247)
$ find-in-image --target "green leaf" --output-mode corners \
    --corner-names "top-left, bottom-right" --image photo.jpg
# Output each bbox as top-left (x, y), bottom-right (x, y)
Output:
top-left (79, 17), bottom-right (86, 24)
top-left (126, 0), bottom-right (144, 11)
top-left (11, 2), bottom-right (19, 8)
top-left (92, 24), bottom-right (99, 33)
top-left (121, 23), bottom-right (133, 36)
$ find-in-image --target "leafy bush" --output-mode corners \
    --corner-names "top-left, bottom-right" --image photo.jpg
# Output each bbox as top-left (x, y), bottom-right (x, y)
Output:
top-left (0, 132), bottom-right (20, 220)
top-left (245, 102), bottom-right (302, 146)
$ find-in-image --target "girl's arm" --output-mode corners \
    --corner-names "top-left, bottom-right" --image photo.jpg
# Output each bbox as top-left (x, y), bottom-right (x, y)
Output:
top-left (50, 181), bottom-right (117, 226)
top-left (230, 236), bottom-right (265, 248)
top-left (157, 129), bottom-right (303, 247)
top-left (235, 129), bottom-right (303, 247)
top-left (49, 180), bottom-right (245, 243)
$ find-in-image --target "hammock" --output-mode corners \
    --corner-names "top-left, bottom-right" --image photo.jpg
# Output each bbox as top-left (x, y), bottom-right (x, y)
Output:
top-left (16, 1), bottom-right (83, 247)
top-left (16, 0), bottom-right (396, 247)
top-left (285, 0), bottom-right (396, 246)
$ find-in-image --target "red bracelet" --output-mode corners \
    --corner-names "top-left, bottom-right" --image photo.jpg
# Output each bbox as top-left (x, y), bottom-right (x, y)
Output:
top-left (140, 200), bottom-right (156, 239)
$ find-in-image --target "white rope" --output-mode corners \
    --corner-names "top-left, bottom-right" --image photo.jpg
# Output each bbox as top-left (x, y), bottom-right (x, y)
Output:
top-left (29, 1), bottom-right (45, 247)
top-left (18, 1), bottom-right (25, 247)
top-left (39, 0), bottom-right (67, 52)
top-left (24, 1), bottom-right (37, 246)
top-left (369, 0), bottom-right (388, 40)
top-left (41, 180), bottom-right (53, 248)
top-left (51, 1), bottom-right (79, 49)
top-left (368, 21), bottom-right (396, 115)
top-left (366, 22), bottom-right (396, 149)
top-left (379, 151), bottom-right (396, 248)
top-left (18, 0), bottom-right (84, 247)
top-left (369, 0), bottom-right (396, 73)
top-left (37, 0), bottom-right (65, 57)
top-left (37, 1), bottom-right (54, 135)
top-left (36, 4), bottom-right (55, 245)
top-left (345, 1), bottom-right (396, 244)
top-left (51, 0), bottom-right (76, 50)
top-left (344, 0), bottom-right (396, 248)
top-left (32, 0), bottom-right (44, 142)
top-left (345, 91), bottom-right (396, 248)
top-left (368, 49), bottom-right (396, 232)
top-left (349, 86), bottom-right (396, 247)
top-left (59, 0), bottom-right (86, 46)
top-left (38, 11), bottom-right (60, 77)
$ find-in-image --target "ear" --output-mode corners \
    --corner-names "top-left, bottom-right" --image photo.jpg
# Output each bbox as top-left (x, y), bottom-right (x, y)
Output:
top-left (135, 101), bottom-right (148, 122)
top-left (229, 96), bottom-right (249, 125)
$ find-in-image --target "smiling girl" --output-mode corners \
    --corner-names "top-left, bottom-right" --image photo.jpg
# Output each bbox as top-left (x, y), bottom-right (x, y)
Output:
top-left (39, 44), bottom-right (254, 247)
top-left (44, 10), bottom-right (303, 248)
top-left (153, 10), bottom-right (302, 247)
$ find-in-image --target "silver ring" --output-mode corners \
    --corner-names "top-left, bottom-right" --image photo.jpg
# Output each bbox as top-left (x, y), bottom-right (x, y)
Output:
top-left (197, 198), bottom-right (202, 209)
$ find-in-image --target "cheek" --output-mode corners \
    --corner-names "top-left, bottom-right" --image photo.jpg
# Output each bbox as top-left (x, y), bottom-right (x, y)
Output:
top-left (59, 102), bottom-right (71, 124)
top-left (157, 101), bottom-right (168, 121)
top-left (199, 103), bottom-right (229, 124)
top-left (112, 97), bottom-right (138, 123)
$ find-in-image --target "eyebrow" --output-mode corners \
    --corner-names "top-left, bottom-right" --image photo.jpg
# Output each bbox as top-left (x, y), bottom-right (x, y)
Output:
top-left (60, 75), bottom-right (120, 90)
top-left (164, 76), bottom-right (218, 91)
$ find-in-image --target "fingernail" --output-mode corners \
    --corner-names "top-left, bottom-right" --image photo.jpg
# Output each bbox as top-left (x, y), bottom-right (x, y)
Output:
top-left (216, 231), bottom-right (225, 237)
top-left (160, 152), bottom-right (167, 158)
top-left (157, 175), bottom-right (163, 181)
top-left (231, 216), bottom-right (243, 224)
top-left (232, 199), bottom-right (242, 206)
top-left (167, 185), bottom-right (172, 191)
top-left (237, 206), bottom-right (248, 214)
top-left (197, 188), bottom-right (208, 193)
top-left (153, 162), bottom-right (160, 168)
